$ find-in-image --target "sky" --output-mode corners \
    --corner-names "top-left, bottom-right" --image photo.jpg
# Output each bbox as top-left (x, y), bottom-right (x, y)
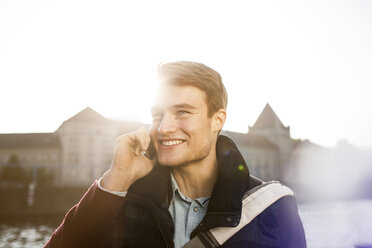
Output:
top-left (0, 0), bottom-right (371, 149)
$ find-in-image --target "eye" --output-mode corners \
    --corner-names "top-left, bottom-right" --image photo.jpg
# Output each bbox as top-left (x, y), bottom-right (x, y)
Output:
top-left (178, 110), bottom-right (190, 115)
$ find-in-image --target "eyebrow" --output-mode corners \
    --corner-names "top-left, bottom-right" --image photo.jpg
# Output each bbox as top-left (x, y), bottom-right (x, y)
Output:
top-left (151, 103), bottom-right (196, 115)
top-left (172, 104), bottom-right (197, 110)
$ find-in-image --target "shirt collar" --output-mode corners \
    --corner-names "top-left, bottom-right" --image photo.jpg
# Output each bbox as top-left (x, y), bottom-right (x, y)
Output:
top-left (170, 172), bottom-right (210, 207)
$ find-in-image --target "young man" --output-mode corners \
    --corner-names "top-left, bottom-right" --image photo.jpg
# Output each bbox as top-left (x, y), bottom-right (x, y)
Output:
top-left (45, 61), bottom-right (306, 248)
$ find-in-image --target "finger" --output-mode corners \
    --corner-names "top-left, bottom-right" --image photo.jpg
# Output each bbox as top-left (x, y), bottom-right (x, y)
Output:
top-left (132, 128), bottom-right (147, 155)
top-left (136, 127), bottom-right (148, 151)
top-left (118, 133), bottom-right (135, 149)
top-left (135, 144), bottom-right (141, 156)
top-left (117, 128), bottom-right (149, 156)
top-left (125, 135), bottom-right (138, 155)
top-left (144, 129), bottom-right (151, 150)
top-left (117, 133), bottom-right (139, 157)
top-left (140, 127), bottom-right (148, 151)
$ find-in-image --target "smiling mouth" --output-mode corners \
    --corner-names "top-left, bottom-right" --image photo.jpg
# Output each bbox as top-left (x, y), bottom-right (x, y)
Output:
top-left (160, 139), bottom-right (185, 146)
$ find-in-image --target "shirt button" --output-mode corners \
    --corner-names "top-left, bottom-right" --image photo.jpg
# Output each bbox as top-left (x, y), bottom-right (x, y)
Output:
top-left (227, 217), bottom-right (233, 222)
top-left (193, 207), bottom-right (199, 212)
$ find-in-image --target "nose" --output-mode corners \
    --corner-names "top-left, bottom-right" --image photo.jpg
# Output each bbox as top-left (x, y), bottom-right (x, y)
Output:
top-left (157, 113), bottom-right (177, 135)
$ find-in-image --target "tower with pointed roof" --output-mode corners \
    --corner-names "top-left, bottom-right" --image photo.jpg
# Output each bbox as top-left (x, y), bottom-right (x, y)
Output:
top-left (248, 103), bottom-right (293, 177)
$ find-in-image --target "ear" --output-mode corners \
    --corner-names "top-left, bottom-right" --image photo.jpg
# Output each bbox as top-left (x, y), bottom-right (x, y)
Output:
top-left (212, 109), bottom-right (226, 133)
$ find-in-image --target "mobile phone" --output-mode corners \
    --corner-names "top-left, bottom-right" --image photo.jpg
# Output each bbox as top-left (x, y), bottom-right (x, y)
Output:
top-left (144, 137), bottom-right (156, 160)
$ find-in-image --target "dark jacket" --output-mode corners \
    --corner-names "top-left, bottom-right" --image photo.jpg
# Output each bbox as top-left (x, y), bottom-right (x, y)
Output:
top-left (45, 135), bottom-right (306, 248)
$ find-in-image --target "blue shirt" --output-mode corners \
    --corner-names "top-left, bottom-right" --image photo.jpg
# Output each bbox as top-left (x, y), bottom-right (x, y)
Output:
top-left (168, 173), bottom-right (210, 248)
top-left (98, 175), bottom-right (210, 248)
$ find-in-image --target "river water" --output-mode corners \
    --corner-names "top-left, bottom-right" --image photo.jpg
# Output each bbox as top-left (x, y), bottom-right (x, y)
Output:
top-left (1, 200), bottom-right (372, 248)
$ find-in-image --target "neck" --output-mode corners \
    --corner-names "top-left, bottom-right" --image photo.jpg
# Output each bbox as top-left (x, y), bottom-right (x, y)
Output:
top-left (171, 148), bottom-right (218, 200)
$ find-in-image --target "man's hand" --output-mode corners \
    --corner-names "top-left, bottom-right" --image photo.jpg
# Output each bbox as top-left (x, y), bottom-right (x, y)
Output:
top-left (101, 127), bottom-right (156, 192)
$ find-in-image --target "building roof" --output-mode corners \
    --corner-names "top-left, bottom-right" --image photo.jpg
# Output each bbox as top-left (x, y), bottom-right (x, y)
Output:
top-left (64, 107), bottom-right (108, 123)
top-left (56, 107), bottom-right (110, 132)
top-left (222, 130), bottom-right (278, 150)
top-left (252, 103), bottom-right (285, 129)
top-left (0, 133), bottom-right (61, 149)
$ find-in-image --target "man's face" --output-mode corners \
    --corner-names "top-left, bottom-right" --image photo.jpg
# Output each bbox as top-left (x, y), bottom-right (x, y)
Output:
top-left (150, 85), bottom-right (217, 167)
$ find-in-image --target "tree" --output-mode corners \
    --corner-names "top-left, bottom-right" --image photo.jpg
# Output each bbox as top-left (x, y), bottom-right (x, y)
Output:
top-left (0, 154), bottom-right (31, 184)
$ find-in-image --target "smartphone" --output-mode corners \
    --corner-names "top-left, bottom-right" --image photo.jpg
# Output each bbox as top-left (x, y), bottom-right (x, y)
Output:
top-left (144, 137), bottom-right (156, 160)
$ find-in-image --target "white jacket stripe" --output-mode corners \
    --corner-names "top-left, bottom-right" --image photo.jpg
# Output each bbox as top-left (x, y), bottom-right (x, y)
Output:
top-left (209, 182), bottom-right (294, 245)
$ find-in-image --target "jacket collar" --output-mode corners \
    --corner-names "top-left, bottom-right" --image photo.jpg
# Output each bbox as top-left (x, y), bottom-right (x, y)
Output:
top-left (127, 135), bottom-right (252, 234)
top-left (191, 135), bottom-right (251, 236)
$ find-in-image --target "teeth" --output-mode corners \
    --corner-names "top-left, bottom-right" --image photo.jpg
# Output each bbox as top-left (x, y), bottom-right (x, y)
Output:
top-left (162, 140), bottom-right (184, 146)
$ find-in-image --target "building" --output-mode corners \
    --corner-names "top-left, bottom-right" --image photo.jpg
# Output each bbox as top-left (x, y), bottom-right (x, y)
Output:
top-left (0, 107), bottom-right (143, 186)
top-left (0, 104), bottom-right (299, 186)
top-left (0, 133), bottom-right (61, 185)
top-left (222, 103), bottom-right (294, 181)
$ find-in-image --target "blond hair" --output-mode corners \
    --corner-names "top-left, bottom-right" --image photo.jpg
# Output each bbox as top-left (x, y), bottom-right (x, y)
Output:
top-left (157, 61), bottom-right (228, 117)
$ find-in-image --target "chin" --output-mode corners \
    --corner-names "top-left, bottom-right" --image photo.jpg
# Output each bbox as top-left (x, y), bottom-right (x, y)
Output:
top-left (158, 158), bottom-right (186, 167)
